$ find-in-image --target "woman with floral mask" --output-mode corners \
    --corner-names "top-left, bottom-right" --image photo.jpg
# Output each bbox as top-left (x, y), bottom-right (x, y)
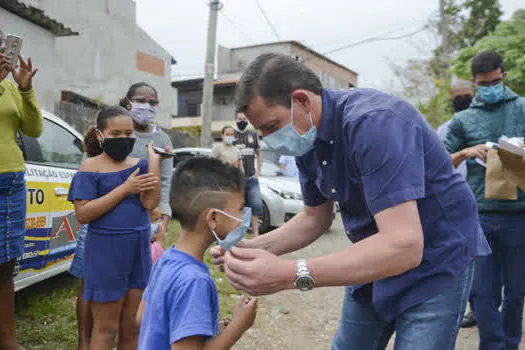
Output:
top-left (120, 82), bottom-right (173, 230)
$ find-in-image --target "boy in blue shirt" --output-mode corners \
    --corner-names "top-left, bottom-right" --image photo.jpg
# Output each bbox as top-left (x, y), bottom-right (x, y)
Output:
top-left (138, 157), bottom-right (257, 350)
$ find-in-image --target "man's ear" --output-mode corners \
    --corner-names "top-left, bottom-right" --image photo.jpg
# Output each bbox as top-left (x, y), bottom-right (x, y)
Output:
top-left (503, 72), bottom-right (508, 80)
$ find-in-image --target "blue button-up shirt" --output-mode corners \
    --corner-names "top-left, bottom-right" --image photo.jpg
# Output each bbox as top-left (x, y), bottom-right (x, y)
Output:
top-left (296, 88), bottom-right (490, 322)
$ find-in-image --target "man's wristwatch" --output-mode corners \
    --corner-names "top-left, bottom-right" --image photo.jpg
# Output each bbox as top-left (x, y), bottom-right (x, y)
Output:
top-left (294, 259), bottom-right (315, 291)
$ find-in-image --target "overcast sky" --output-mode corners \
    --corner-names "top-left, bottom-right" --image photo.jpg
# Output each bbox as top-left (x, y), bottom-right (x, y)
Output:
top-left (136, 0), bottom-right (523, 91)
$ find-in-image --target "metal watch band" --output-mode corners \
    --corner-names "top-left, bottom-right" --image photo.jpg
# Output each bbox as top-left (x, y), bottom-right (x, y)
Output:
top-left (295, 259), bottom-right (315, 291)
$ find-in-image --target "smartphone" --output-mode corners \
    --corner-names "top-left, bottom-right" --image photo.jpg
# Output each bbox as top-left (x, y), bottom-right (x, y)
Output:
top-left (148, 145), bottom-right (175, 157)
top-left (4, 34), bottom-right (22, 68)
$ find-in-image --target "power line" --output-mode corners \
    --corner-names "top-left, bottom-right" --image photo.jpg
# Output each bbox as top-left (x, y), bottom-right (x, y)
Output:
top-left (321, 25), bottom-right (430, 56)
top-left (220, 10), bottom-right (253, 43)
top-left (253, 0), bottom-right (281, 41)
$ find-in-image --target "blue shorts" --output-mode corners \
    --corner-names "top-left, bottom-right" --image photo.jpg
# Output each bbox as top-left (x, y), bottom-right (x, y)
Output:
top-left (0, 172), bottom-right (26, 265)
top-left (84, 230), bottom-right (152, 303)
top-left (245, 177), bottom-right (263, 217)
top-left (69, 224), bottom-right (87, 279)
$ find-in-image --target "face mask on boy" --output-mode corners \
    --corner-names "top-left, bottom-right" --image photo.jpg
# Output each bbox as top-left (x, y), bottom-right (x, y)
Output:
top-left (211, 207), bottom-right (251, 251)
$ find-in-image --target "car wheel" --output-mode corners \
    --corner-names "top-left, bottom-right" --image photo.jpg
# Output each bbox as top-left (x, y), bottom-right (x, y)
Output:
top-left (258, 201), bottom-right (271, 234)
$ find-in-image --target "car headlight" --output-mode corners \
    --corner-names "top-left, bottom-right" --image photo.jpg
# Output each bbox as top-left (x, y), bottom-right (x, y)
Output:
top-left (268, 186), bottom-right (303, 200)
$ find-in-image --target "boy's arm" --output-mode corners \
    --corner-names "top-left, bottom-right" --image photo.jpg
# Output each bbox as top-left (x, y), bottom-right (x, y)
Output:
top-left (136, 300), bottom-right (145, 328)
top-left (171, 324), bottom-right (245, 350)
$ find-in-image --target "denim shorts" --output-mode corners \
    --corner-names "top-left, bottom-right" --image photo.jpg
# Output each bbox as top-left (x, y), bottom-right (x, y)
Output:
top-left (69, 224), bottom-right (87, 279)
top-left (244, 177), bottom-right (263, 216)
top-left (0, 172), bottom-right (26, 265)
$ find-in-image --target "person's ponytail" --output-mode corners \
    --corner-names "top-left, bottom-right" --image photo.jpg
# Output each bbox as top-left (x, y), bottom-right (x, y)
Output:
top-left (83, 126), bottom-right (103, 157)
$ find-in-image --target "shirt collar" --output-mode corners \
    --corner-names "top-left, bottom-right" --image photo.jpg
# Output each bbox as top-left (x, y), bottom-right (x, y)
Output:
top-left (318, 88), bottom-right (337, 142)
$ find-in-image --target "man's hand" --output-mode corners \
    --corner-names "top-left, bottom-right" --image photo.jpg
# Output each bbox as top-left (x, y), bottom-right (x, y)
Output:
top-left (461, 144), bottom-right (488, 162)
top-left (223, 247), bottom-right (295, 296)
top-left (11, 56), bottom-right (37, 91)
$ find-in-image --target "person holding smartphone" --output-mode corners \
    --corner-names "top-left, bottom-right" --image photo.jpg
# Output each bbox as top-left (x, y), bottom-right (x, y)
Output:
top-left (0, 33), bottom-right (42, 349)
top-left (119, 82), bottom-right (174, 230)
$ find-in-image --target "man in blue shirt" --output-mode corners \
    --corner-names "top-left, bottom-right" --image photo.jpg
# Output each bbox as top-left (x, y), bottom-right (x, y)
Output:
top-left (212, 53), bottom-right (490, 349)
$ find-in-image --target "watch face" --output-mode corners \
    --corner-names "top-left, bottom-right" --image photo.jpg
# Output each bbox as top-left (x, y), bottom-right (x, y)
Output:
top-left (296, 276), bottom-right (314, 291)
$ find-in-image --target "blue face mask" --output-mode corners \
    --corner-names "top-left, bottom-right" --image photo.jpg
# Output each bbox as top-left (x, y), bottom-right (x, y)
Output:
top-left (263, 99), bottom-right (317, 156)
top-left (477, 83), bottom-right (505, 104)
top-left (224, 136), bottom-right (236, 145)
top-left (211, 207), bottom-right (251, 251)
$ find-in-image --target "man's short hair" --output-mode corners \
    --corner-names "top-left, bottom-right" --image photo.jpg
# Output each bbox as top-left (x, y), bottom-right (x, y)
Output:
top-left (450, 79), bottom-right (473, 91)
top-left (235, 53), bottom-right (323, 112)
top-left (170, 157), bottom-right (244, 230)
top-left (471, 51), bottom-right (504, 77)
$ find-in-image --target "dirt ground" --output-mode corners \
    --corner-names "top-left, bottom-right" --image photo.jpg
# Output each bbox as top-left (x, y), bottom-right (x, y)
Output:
top-left (234, 218), bottom-right (520, 350)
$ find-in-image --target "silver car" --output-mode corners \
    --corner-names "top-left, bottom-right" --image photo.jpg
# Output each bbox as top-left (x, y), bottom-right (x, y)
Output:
top-left (171, 148), bottom-right (306, 233)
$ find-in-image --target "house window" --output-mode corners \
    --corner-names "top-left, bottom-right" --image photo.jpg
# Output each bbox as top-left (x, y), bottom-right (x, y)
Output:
top-left (328, 76), bottom-right (335, 89)
top-left (319, 71), bottom-right (326, 86)
top-left (187, 103), bottom-right (200, 117)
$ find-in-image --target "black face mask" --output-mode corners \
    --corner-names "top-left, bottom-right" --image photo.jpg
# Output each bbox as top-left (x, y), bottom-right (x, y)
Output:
top-left (452, 95), bottom-right (473, 112)
top-left (102, 137), bottom-right (136, 162)
top-left (237, 121), bottom-right (248, 131)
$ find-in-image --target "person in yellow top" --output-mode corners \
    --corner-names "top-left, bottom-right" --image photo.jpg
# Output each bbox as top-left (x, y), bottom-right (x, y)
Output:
top-left (0, 40), bottom-right (42, 350)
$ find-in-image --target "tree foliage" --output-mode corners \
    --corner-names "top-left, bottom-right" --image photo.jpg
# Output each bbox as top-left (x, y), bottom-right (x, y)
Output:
top-left (453, 9), bottom-right (525, 96)
top-left (392, 0), bottom-right (504, 128)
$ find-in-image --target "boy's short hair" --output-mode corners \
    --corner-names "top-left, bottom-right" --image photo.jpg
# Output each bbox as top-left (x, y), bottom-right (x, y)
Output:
top-left (170, 157), bottom-right (244, 230)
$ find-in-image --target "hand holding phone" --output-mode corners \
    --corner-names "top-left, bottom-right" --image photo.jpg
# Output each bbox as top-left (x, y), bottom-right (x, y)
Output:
top-left (147, 145), bottom-right (175, 157)
top-left (4, 34), bottom-right (22, 68)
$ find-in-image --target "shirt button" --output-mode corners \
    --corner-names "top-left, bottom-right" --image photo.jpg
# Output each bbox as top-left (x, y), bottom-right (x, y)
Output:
top-left (322, 161), bottom-right (328, 166)
top-left (331, 188), bottom-right (336, 194)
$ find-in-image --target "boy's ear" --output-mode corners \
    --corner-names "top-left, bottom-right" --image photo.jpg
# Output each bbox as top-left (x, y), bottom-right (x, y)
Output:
top-left (205, 209), bottom-right (217, 231)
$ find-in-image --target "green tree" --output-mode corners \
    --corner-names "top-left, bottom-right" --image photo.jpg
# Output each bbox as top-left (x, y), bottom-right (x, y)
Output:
top-left (392, 0), bottom-right (504, 128)
top-left (453, 9), bottom-right (525, 96)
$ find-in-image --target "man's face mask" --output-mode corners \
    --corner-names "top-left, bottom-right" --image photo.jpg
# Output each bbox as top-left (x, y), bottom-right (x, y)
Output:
top-left (263, 98), bottom-right (317, 157)
top-left (237, 120), bottom-right (248, 131)
top-left (211, 207), bottom-right (251, 251)
top-left (131, 102), bottom-right (157, 126)
top-left (452, 95), bottom-right (473, 112)
top-left (98, 130), bottom-right (136, 162)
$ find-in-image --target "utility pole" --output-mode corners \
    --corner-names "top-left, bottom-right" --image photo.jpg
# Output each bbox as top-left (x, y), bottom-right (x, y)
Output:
top-left (200, 0), bottom-right (222, 148)
top-left (439, 0), bottom-right (448, 72)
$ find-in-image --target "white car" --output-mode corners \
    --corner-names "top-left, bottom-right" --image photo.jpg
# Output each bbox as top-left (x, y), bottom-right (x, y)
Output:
top-left (15, 111), bottom-right (84, 291)
top-left (172, 148), bottom-right (306, 233)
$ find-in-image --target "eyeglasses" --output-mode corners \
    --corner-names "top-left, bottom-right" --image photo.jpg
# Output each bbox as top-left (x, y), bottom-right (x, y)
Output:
top-left (130, 97), bottom-right (159, 107)
top-left (476, 77), bottom-right (503, 87)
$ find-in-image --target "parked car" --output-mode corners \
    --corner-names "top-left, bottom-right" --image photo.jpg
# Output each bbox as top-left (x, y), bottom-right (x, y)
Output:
top-left (171, 147), bottom-right (307, 233)
top-left (14, 111), bottom-right (84, 291)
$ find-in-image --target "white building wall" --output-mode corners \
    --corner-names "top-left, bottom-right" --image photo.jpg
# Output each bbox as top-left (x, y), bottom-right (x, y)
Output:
top-left (1, 0), bottom-right (175, 128)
